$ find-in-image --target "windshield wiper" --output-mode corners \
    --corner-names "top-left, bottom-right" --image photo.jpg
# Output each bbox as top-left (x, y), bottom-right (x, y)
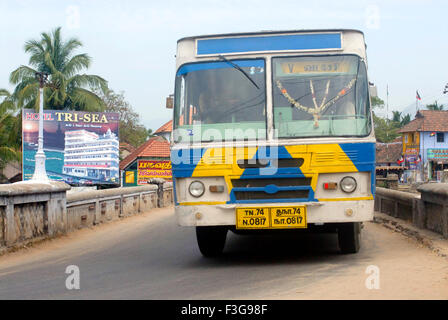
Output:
top-left (218, 55), bottom-right (260, 89)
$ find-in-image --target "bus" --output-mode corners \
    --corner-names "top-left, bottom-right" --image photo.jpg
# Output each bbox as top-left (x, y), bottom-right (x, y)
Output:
top-left (169, 29), bottom-right (376, 257)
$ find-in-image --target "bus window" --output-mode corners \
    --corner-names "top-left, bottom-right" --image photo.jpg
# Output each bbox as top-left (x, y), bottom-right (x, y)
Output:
top-left (272, 55), bottom-right (371, 138)
top-left (173, 59), bottom-right (266, 143)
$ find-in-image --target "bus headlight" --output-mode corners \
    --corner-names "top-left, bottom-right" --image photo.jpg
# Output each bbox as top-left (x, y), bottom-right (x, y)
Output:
top-left (189, 181), bottom-right (205, 197)
top-left (340, 176), bottom-right (357, 193)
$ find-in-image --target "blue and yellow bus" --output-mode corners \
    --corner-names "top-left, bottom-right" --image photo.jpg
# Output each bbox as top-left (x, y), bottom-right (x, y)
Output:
top-left (170, 29), bottom-right (375, 256)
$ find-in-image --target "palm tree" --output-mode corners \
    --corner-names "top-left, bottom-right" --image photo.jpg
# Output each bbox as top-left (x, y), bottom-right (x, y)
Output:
top-left (0, 89), bottom-right (21, 179)
top-left (391, 111), bottom-right (402, 123)
top-left (400, 114), bottom-right (411, 127)
top-left (426, 101), bottom-right (444, 111)
top-left (10, 27), bottom-right (108, 112)
top-left (147, 128), bottom-right (155, 138)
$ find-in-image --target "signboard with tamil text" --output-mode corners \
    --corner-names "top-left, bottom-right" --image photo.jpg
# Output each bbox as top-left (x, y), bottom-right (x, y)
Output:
top-left (137, 160), bottom-right (172, 184)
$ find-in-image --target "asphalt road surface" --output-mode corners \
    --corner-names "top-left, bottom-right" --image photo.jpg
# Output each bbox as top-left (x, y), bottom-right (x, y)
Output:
top-left (0, 207), bottom-right (447, 299)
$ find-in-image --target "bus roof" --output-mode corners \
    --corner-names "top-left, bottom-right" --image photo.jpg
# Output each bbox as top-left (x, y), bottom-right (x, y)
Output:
top-left (177, 29), bottom-right (364, 43)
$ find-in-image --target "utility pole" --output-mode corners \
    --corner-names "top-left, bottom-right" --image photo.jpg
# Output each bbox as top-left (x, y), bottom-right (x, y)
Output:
top-left (386, 85), bottom-right (389, 162)
top-left (31, 72), bottom-right (49, 182)
top-left (386, 84), bottom-right (389, 121)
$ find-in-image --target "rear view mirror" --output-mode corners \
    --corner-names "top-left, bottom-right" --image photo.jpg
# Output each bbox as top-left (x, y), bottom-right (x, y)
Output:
top-left (166, 94), bottom-right (174, 109)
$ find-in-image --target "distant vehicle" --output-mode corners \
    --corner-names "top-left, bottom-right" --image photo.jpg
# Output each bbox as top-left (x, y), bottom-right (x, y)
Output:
top-left (169, 29), bottom-right (376, 256)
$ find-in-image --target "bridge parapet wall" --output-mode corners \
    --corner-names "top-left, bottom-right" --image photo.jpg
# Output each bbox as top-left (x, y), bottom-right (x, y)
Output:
top-left (0, 182), bottom-right (70, 248)
top-left (0, 182), bottom-right (173, 252)
top-left (375, 184), bottom-right (448, 238)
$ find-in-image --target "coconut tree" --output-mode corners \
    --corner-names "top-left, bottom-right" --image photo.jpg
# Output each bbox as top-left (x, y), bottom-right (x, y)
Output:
top-left (391, 110), bottom-right (402, 123)
top-left (9, 27), bottom-right (108, 111)
top-left (426, 101), bottom-right (444, 111)
top-left (400, 113), bottom-right (411, 127)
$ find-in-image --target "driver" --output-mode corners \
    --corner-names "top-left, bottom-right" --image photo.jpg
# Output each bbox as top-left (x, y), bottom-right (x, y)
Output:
top-left (197, 90), bottom-right (232, 124)
top-left (197, 92), bottom-right (215, 123)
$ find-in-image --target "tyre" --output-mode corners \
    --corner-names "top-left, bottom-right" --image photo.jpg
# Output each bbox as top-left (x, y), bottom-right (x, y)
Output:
top-left (338, 222), bottom-right (361, 254)
top-left (196, 226), bottom-right (228, 257)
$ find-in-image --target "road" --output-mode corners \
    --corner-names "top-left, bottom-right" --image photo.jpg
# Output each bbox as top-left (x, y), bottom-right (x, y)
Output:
top-left (0, 206), bottom-right (447, 299)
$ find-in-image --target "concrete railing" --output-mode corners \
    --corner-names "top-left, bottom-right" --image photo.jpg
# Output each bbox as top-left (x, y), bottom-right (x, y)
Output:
top-left (375, 184), bottom-right (448, 238)
top-left (0, 182), bottom-right (174, 252)
top-left (0, 182), bottom-right (70, 248)
top-left (66, 185), bottom-right (159, 231)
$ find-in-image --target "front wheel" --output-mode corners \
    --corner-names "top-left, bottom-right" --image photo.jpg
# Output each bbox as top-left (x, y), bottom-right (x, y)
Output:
top-left (196, 226), bottom-right (228, 257)
top-left (337, 222), bottom-right (361, 254)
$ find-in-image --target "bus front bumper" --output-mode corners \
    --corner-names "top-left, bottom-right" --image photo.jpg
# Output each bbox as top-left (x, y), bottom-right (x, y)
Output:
top-left (175, 200), bottom-right (374, 227)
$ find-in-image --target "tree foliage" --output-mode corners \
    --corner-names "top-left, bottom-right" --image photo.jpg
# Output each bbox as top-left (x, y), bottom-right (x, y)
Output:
top-left (373, 112), bottom-right (400, 142)
top-left (371, 96), bottom-right (385, 109)
top-left (372, 96), bottom-right (411, 143)
top-left (426, 101), bottom-right (444, 111)
top-left (10, 27), bottom-right (108, 111)
top-left (400, 113), bottom-right (411, 127)
top-left (391, 110), bottom-right (402, 123)
top-left (98, 89), bottom-right (150, 148)
top-left (0, 89), bottom-right (21, 180)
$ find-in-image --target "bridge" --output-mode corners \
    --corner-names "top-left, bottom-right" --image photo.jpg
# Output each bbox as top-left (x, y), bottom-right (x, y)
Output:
top-left (0, 181), bottom-right (447, 299)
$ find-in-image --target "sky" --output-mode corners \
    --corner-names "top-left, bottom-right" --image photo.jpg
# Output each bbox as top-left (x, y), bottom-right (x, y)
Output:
top-left (1, 0), bottom-right (448, 130)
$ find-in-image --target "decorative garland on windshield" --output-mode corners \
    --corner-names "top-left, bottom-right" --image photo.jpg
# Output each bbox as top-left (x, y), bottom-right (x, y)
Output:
top-left (276, 78), bottom-right (357, 128)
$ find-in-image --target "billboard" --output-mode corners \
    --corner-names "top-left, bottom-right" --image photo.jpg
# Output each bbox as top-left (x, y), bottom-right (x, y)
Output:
top-left (137, 160), bottom-right (172, 184)
top-left (22, 109), bottom-right (120, 185)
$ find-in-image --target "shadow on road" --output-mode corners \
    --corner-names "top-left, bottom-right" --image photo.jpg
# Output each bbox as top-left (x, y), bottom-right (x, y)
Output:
top-left (188, 230), bottom-right (350, 268)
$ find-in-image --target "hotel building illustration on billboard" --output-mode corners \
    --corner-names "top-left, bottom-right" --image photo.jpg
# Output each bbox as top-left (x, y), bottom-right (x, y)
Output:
top-left (63, 128), bottom-right (119, 182)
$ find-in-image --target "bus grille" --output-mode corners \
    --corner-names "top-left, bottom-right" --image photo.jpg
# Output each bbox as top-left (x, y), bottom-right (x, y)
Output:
top-left (231, 177), bottom-right (312, 201)
top-left (234, 190), bottom-right (309, 200)
top-left (232, 177), bottom-right (311, 188)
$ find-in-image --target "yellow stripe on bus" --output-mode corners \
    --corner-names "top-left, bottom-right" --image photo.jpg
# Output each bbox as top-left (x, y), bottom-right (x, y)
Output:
top-left (191, 146), bottom-right (258, 194)
top-left (188, 144), bottom-right (361, 197)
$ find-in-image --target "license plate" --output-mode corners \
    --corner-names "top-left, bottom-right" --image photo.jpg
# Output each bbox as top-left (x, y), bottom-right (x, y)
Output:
top-left (236, 206), bottom-right (307, 229)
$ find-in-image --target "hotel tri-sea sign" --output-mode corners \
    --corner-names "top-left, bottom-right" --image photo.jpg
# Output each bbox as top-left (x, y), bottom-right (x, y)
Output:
top-left (22, 109), bottom-right (120, 186)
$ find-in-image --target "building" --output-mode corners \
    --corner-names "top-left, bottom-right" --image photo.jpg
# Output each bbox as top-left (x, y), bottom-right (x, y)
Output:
top-left (375, 138), bottom-right (405, 178)
top-left (120, 136), bottom-right (171, 187)
top-left (0, 161), bottom-right (22, 183)
top-left (399, 110), bottom-right (448, 181)
top-left (63, 129), bottom-right (120, 183)
top-left (154, 120), bottom-right (172, 142)
top-left (119, 142), bottom-right (136, 160)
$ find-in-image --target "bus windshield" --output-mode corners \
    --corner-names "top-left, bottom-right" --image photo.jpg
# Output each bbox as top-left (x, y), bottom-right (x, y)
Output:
top-left (174, 59), bottom-right (266, 143)
top-left (272, 55), bottom-right (371, 138)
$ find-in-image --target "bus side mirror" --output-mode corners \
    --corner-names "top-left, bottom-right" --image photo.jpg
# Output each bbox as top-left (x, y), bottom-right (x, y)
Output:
top-left (166, 94), bottom-right (174, 109)
top-left (369, 84), bottom-right (378, 98)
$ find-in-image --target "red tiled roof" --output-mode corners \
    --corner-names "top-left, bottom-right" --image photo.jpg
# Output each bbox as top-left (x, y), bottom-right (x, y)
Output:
top-left (119, 142), bottom-right (135, 153)
top-left (399, 110), bottom-right (448, 133)
top-left (154, 120), bottom-right (172, 134)
top-left (376, 142), bottom-right (403, 164)
top-left (119, 136), bottom-right (170, 170)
